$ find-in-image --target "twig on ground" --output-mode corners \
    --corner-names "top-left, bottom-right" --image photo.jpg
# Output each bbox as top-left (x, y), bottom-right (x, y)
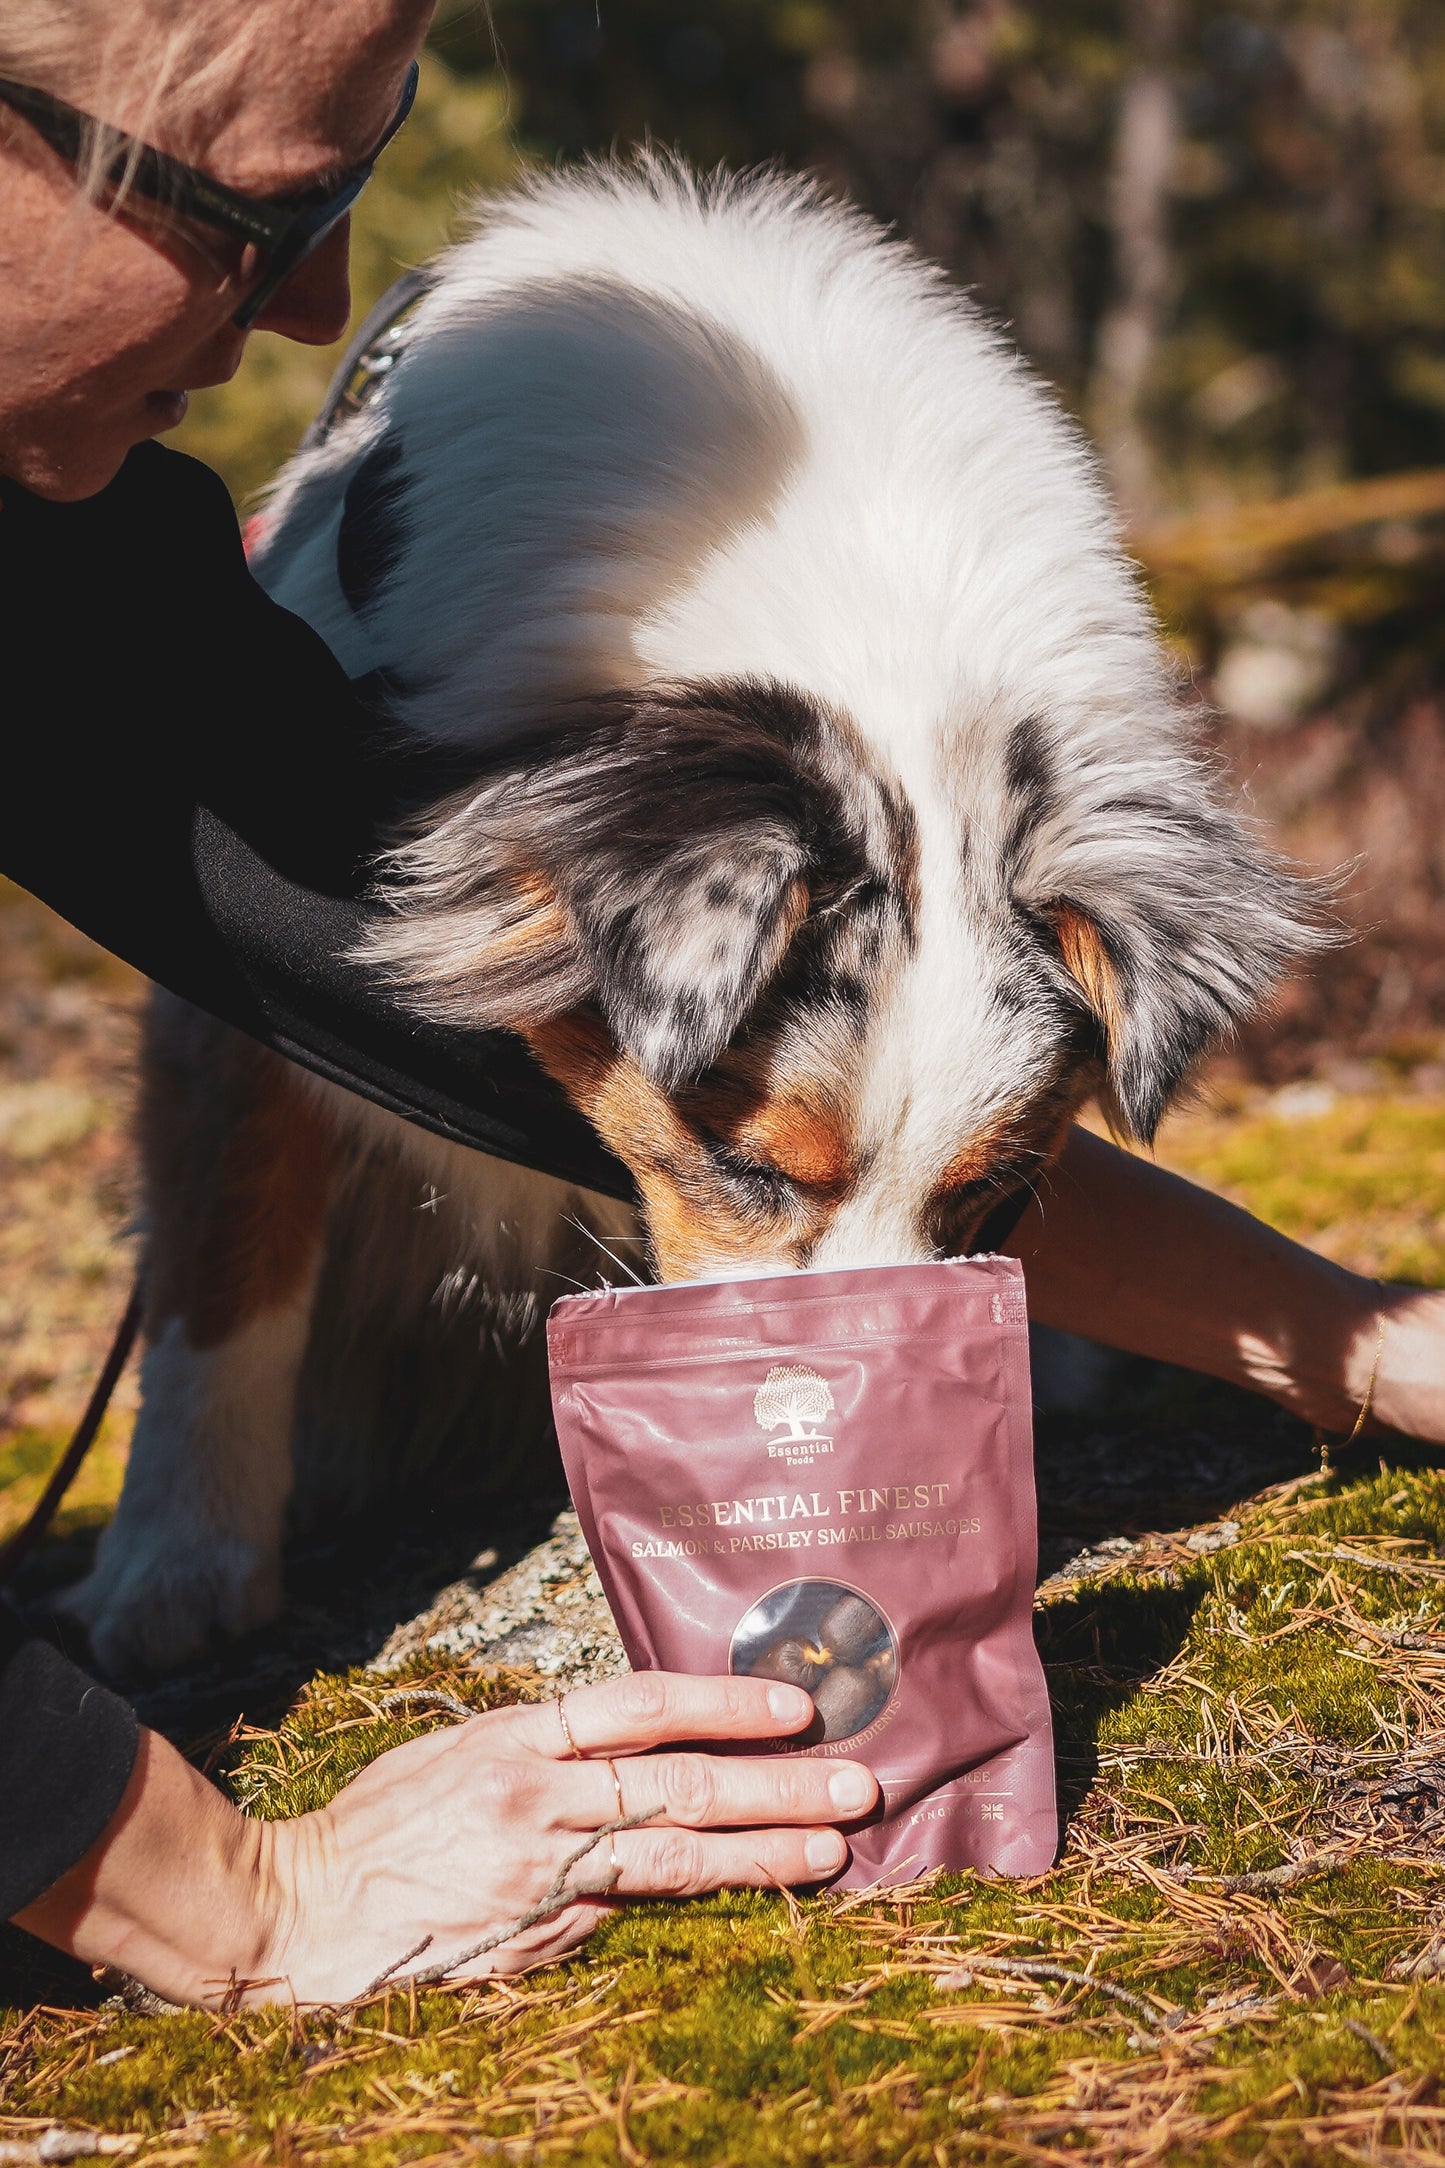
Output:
top-left (361, 1936), bottom-right (435, 2000)
top-left (1211, 1851), bottom-right (1357, 1893)
top-left (1390, 1928), bottom-right (1445, 1981)
top-left (1343, 2017), bottom-right (1398, 2071)
top-left (381, 1689), bottom-right (478, 1724)
top-left (938, 1956), bottom-right (1184, 2044)
top-left (1286, 1546), bottom-right (1445, 1582)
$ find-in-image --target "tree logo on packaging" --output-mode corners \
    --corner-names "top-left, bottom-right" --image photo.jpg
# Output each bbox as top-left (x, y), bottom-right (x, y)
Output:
top-left (754, 1366), bottom-right (835, 1465)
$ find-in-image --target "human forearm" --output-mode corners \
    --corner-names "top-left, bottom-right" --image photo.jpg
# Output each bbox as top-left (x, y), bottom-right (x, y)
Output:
top-left (1012, 1127), bottom-right (1383, 1432)
top-left (14, 1726), bottom-right (283, 2007)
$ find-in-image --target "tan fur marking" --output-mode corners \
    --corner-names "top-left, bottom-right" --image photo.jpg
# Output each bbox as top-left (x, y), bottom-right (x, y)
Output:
top-left (774, 874), bottom-right (812, 952)
top-left (453, 875), bottom-right (577, 1019)
top-left (1054, 903), bottom-right (1124, 1048)
top-left (489, 871), bottom-right (574, 959)
top-left (526, 1015), bottom-right (659, 1142)
top-left (938, 1093), bottom-right (1087, 1202)
top-left (633, 1176), bottom-right (750, 1283)
top-left (190, 1069), bottom-right (334, 1351)
top-left (525, 1016), bottom-right (820, 1280)
top-left (922, 1075), bottom-right (1095, 1254)
top-left (142, 1016), bottom-right (335, 1350)
top-left (734, 1096), bottom-right (854, 1193)
top-left (933, 1124), bottom-right (1017, 1199)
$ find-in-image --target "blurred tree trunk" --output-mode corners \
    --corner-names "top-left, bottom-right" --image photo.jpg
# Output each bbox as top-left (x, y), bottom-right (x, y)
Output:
top-left (1089, 0), bottom-right (1180, 517)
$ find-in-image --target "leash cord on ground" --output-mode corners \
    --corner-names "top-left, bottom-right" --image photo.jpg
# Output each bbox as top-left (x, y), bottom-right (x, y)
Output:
top-left (0, 1277), bottom-right (144, 1584)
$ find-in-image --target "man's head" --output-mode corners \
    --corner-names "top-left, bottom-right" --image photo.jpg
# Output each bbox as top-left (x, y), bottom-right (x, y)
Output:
top-left (0, 0), bottom-right (430, 499)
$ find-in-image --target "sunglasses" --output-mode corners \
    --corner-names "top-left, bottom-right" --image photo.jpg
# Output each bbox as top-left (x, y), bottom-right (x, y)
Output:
top-left (0, 61), bottom-right (419, 329)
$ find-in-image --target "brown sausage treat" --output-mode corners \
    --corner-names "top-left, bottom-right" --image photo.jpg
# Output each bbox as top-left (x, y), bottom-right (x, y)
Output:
top-left (819, 1593), bottom-right (886, 1665)
top-left (865, 1645), bottom-right (896, 1690)
top-left (749, 1637), bottom-right (826, 1691)
top-left (811, 1662), bottom-right (884, 1740)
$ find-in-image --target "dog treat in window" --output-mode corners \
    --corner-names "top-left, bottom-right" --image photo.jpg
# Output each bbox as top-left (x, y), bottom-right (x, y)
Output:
top-left (548, 1255), bottom-right (1057, 1886)
top-left (748, 1634), bottom-right (829, 1693)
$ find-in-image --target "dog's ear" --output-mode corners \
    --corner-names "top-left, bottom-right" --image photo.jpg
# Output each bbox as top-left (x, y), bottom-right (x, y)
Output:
top-left (1010, 747), bottom-right (1330, 1144)
top-left (360, 682), bottom-right (853, 1088)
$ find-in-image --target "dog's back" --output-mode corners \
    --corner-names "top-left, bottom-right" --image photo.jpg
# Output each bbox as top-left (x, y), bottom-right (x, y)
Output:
top-left (261, 158), bottom-right (1158, 773)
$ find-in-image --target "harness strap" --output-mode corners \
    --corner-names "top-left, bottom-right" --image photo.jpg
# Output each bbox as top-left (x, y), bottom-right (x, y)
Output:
top-left (301, 265), bottom-right (435, 450)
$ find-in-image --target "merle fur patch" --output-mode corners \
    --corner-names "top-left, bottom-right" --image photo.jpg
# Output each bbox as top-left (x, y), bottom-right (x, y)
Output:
top-left (337, 433), bottom-right (409, 619)
top-left (996, 715), bottom-right (1328, 1142)
top-left (359, 678), bottom-right (918, 1092)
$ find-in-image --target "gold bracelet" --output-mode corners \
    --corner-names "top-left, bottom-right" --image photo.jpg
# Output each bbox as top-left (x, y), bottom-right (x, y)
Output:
top-left (1315, 1306), bottom-right (1387, 1471)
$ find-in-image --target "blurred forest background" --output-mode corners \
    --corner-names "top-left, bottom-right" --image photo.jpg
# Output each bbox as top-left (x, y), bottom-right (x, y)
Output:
top-left (177, 0), bottom-right (1445, 1074)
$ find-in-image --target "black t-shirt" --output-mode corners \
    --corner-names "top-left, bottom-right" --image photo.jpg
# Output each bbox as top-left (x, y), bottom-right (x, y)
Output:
top-left (0, 439), bottom-right (632, 1196)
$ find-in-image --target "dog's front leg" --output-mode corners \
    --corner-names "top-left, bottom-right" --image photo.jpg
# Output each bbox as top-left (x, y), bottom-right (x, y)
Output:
top-left (61, 1006), bottom-right (333, 1677)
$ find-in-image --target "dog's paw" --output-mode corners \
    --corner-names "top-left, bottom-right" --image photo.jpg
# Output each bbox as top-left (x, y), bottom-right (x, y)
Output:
top-left (57, 1524), bottom-right (283, 1679)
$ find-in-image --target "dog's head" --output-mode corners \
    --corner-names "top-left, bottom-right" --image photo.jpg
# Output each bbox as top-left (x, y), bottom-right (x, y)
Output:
top-left (275, 167), bottom-right (1326, 1269)
top-left (361, 674), bottom-right (1318, 1279)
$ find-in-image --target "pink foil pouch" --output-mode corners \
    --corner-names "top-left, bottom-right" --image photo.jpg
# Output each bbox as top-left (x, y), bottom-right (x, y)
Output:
top-left (547, 1256), bottom-right (1057, 1887)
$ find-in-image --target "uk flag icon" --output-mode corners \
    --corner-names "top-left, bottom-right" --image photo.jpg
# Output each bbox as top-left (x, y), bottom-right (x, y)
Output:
top-left (981, 1801), bottom-right (1004, 1821)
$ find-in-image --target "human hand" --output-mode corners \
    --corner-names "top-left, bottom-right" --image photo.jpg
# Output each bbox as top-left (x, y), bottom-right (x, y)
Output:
top-left (262, 1671), bottom-right (876, 2003)
top-left (18, 1674), bottom-right (875, 2009)
top-left (1351, 1284), bottom-right (1445, 1448)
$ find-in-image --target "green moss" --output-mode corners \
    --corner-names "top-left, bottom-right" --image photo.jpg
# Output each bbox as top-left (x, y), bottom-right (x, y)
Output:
top-left (13, 1462), bottom-right (1444, 2164)
top-left (10, 1092), bottom-right (1445, 2160)
top-left (1157, 1093), bottom-right (1445, 1280)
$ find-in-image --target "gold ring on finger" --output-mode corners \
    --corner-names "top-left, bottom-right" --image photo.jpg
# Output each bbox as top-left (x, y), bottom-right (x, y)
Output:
top-left (603, 1757), bottom-right (625, 1819)
top-left (555, 1692), bottom-right (581, 1760)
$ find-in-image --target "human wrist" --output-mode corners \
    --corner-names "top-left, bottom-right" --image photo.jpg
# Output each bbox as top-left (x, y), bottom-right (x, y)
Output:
top-left (1349, 1282), bottom-right (1445, 1445)
top-left (246, 1803), bottom-right (332, 2003)
top-left (1299, 1272), bottom-right (1388, 1437)
top-left (14, 1727), bottom-right (284, 2007)
top-left (1243, 1261), bottom-right (1386, 1437)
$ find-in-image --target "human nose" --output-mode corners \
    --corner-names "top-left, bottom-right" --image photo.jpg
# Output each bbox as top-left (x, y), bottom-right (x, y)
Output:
top-left (250, 217), bottom-right (353, 346)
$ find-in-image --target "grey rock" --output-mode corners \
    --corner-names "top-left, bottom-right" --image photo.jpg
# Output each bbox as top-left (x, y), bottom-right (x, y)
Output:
top-left (1185, 1519), bottom-right (1242, 1553)
top-left (1042, 1534), bottom-right (1140, 1587)
top-left (371, 1508), bottom-right (629, 1691)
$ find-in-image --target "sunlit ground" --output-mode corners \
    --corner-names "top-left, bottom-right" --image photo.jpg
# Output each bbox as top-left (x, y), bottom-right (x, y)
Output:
top-left (3, 885), bottom-right (1444, 2165)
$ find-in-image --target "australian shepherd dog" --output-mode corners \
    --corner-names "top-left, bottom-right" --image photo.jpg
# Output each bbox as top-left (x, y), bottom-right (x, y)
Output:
top-left (65, 161), bottom-right (1317, 1675)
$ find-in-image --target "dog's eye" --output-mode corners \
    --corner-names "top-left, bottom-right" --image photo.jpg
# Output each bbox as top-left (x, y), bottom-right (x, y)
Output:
top-left (923, 1165), bottom-right (1030, 1257)
top-left (700, 1131), bottom-right (795, 1211)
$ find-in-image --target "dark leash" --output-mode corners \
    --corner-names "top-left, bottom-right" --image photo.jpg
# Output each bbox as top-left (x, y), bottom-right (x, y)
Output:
top-left (0, 282), bottom-right (435, 1589)
top-left (0, 1277), bottom-right (144, 1584)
